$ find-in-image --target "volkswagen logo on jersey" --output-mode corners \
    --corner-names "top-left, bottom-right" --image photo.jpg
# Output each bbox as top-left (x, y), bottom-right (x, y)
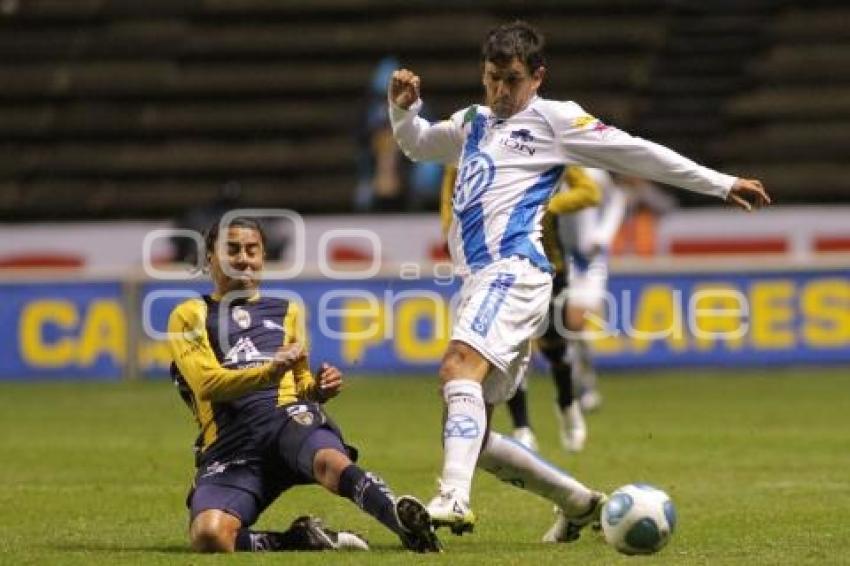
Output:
top-left (232, 306), bottom-right (251, 329)
top-left (453, 151), bottom-right (495, 214)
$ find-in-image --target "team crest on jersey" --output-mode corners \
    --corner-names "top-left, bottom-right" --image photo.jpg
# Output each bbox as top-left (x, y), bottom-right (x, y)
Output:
top-left (453, 151), bottom-right (495, 213)
top-left (232, 306), bottom-right (251, 329)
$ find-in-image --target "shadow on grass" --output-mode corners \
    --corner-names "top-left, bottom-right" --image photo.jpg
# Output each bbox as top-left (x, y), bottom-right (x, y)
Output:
top-left (51, 540), bottom-right (556, 556)
top-left (50, 542), bottom-right (192, 554)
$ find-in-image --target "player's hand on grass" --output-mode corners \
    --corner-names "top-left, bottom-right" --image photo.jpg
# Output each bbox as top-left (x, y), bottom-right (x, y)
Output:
top-left (315, 363), bottom-right (343, 402)
top-left (269, 343), bottom-right (306, 376)
top-left (727, 178), bottom-right (771, 211)
top-left (389, 68), bottom-right (420, 110)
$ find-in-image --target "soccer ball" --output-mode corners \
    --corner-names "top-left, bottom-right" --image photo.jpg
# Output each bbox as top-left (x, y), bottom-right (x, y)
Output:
top-left (600, 483), bottom-right (676, 555)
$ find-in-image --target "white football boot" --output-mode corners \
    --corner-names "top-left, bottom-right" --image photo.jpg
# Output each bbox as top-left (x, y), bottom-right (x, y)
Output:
top-left (542, 491), bottom-right (607, 543)
top-left (426, 482), bottom-right (476, 535)
top-left (511, 426), bottom-right (539, 451)
top-left (579, 388), bottom-right (603, 413)
top-left (557, 401), bottom-right (587, 453)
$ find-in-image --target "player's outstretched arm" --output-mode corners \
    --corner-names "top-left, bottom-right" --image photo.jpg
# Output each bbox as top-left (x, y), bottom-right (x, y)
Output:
top-left (552, 106), bottom-right (771, 207)
top-left (727, 178), bottom-right (771, 211)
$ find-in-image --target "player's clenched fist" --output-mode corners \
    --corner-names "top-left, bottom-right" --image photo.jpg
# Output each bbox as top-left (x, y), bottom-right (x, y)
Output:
top-left (389, 68), bottom-right (420, 110)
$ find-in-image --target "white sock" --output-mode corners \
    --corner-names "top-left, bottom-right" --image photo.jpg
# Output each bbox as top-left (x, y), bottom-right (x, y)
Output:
top-left (478, 430), bottom-right (592, 515)
top-left (440, 379), bottom-right (486, 502)
top-left (574, 338), bottom-right (597, 391)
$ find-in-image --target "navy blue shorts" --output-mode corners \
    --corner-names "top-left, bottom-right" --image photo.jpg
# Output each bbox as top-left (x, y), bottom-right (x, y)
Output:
top-left (187, 402), bottom-right (357, 526)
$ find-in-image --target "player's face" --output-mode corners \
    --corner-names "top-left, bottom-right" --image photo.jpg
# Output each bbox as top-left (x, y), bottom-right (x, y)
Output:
top-left (482, 57), bottom-right (545, 119)
top-left (209, 226), bottom-right (265, 295)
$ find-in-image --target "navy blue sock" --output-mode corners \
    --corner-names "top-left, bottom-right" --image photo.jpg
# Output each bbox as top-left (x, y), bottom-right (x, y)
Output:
top-left (338, 464), bottom-right (403, 535)
top-left (553, 363), bottom-right (574, 409)
top-left (507, 388), bottom-right (531, 429)
top-left (234, 528), bottom-right (303, 552)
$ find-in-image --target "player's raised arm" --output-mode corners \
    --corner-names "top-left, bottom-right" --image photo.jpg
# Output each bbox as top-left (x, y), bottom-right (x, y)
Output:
top-left (387, 68), bottom-right (464, 164)
top-left (547, 166), bottom-right (602, 214)
top-left (552, 106), bottom-right (770, 211)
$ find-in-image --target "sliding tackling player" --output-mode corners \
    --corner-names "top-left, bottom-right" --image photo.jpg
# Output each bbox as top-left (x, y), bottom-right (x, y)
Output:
top-left (167, 217), bottom-right (441, 553)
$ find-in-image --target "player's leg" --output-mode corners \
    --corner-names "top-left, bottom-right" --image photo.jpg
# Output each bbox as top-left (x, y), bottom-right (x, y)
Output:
top-left (190, 508), bottom-right (241, 553)
top-left (191, 510), bottom-right (367, 553)
top-left (506, 378), bottom-right (537, 450)
top-left (277, 403), bottom-right (441, 552)
top-left (570, 260), bottom-right (608, 412)
top-left (544, 287), bottom-right (586, 452)
top-left (314, 447), bottom-right (440, 552)
top-left (475, 343), bottom-right (605, 543)
top-left (426, 339), bottom-right (491, 534)
top-left (188, 464), bottom-right (366, 552)
top-left (428, 262), bottom-right (552, 534)
top-left (477, 430), bottom-right (606, 542)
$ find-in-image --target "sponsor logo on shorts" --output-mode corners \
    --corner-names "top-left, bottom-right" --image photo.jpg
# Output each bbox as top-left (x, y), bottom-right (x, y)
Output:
top-left (470, 272), bottom-right (516, 336)
top-left (444, 415), bottom-right (480, 439)
top-left (200, 459), bottom-right (246, 478)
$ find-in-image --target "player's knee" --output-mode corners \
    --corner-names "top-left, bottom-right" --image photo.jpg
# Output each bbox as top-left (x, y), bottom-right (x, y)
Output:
top-left (312, 448), bottom-right (351, 493)
top-left (439, 341), bottom-right (488, 386)
top-left (438, 352), bottom-right (462, 385)
top-left (190, 510), bottom-right (238, 553)
top-left (566, 306), bottom-right (586, 332)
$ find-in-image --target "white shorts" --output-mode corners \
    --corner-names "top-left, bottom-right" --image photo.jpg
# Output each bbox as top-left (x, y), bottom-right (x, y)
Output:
top-left (567, 254), bottom-right (609, 310)
top-left (451, 258), bottom-right (552, 404)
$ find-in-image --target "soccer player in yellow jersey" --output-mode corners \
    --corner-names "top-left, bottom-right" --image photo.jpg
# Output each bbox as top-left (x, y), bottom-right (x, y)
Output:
top-left (167, 217), bottom-right (440, 553)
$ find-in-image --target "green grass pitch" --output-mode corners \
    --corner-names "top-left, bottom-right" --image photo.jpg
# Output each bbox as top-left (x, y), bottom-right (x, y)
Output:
top-left (1, 369), bottom-right (848, 565)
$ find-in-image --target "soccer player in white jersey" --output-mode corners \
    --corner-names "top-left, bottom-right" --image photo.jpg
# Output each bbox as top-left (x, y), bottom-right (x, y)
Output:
top-left (388, 21), bottom-right (770, 540)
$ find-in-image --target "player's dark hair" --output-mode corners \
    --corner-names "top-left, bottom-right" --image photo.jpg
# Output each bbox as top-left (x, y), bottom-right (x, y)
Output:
top-left (204, 216), bottom-right (267, 256)
top-left (482, 20), bottom-right (546, 73)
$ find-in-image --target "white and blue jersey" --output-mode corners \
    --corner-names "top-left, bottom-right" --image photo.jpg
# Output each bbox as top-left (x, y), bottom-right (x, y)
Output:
top-left (390, 95), bottom-right (735, 276)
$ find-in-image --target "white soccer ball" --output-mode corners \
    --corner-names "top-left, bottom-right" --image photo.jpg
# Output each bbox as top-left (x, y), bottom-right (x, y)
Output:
top-left (600, 483), bottom-right (676, 555)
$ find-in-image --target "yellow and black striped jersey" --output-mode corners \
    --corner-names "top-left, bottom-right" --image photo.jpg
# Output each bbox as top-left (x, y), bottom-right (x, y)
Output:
top-left (167, 294), bottom-right (316, 466)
